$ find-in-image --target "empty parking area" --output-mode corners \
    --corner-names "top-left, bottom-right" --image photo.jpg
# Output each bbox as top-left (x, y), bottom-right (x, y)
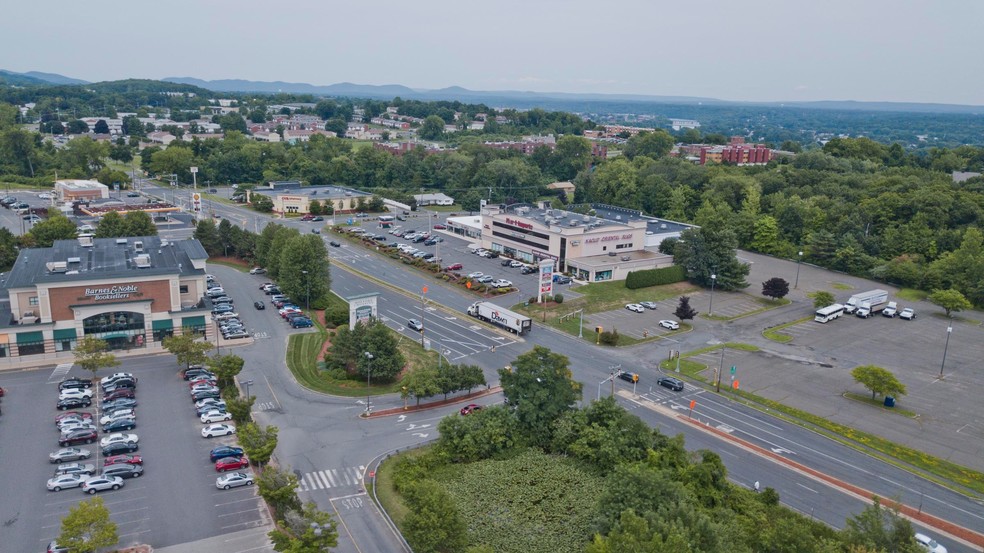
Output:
top-left (0, 356), bottom-right (267, 552)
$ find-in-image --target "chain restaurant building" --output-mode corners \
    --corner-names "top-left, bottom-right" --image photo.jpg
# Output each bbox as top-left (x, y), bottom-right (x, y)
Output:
top-left (0, 235), bottom-right (213, 360)
top-left (478, 204), bottom-right (679, 282)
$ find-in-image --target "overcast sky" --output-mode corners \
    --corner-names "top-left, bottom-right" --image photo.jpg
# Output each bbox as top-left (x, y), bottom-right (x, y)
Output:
top-left (3, 0), bottom-right (981, 105)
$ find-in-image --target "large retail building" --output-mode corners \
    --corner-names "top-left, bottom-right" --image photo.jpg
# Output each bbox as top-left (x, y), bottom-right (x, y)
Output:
top-left (464, 203), bottom-right (687, 282)
top-left (0, 235), bottom-right (213, 360)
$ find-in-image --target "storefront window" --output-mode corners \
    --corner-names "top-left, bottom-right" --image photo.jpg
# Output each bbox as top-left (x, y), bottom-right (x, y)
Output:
top-left (83, 311), bottom-right (146, 351)
top-left (18, 341), bottom-right (45, 356)
top-left (594, 270), bottom-right (612, 282)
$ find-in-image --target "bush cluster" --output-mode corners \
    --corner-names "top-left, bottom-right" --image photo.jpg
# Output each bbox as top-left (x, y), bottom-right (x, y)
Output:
top-left (625, 265), bottom-right (687, 289)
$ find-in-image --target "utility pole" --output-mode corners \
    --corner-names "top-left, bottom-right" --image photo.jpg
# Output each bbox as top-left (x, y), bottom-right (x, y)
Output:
top-left (716, 345), bottom-right (725, 393)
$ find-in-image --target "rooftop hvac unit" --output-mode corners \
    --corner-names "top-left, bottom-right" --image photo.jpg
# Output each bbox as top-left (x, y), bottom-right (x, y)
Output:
top-left (660, 223), bottom-right (667, 229)
top-left (134, 240), bottom-right (143, 252)
top-left (116, 238), bottom-right (128, 245)
top-left (46, 261), bottom-right (68, 273)
top-left (582, 215), bottom-right (590, 222)
top-left (78, 235), bottom-right (94, 247)
top-left (569, 220), bottom-right (579, 226)
top-left (134, 254), bottom-right (151, 268)
top-left (67, 257), bottom-right (81, 263)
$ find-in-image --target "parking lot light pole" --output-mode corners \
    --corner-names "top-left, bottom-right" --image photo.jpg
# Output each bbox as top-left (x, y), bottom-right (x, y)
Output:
top-left (364, 352), bottom-right (374, 416)
top-left (709, 273), bottom-right (717, 316)
top-left (244, 379), bottom-right (253, 400)
top-left (794, 251), bottom-right (803, 289)
top-left (939, 321), bottom-right (953, 378)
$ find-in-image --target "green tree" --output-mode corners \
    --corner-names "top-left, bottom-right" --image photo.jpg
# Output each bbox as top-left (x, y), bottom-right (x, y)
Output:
top-left (436, 405), bottom-right (520, 462)
top-left (257, 465), bottom-right (302, 516)
top-left (269, 501), bottom-right (339, 553)
top-left (60, 136), bottom-right (109, 176)
top-left (418, 115), bottom-right (446, 140)
top-left (499, 346), bottom-right (582, 446)
top-left (750, 215), bottom-right (783, 255)
top-left (401, 480), bottom-right (468, 553)
top-left (841, 497), bottom-right (921, 553)
top-left (404, 366), bottom-right (441, 406)
top-left (550, 397), bottom-right (656, 473)
top-left (811, 290), bottom-right (836, 309)
top-left (207, 353), bottom-right (245, 389)
top-left (0, 227), bottom-right (18, 271)
top-left (94, 211), bottom-right (128, 238)
top-left (58, 496), bottom-right (119, 553)
top-left (27, 212), bottom-right (78, 247)
top-left (673, 227), bottom-right (750, 290)
top-left (193, 218), bottom-right (222, 256)
top-left (548, 135), bottom-right (592, 181)
top-left (624, 130), bottom-right (675, 160)
top-left (67, 119), bottom-right (89, 134)
top-left (333, 320), bottom-right (406, 382)
top-left (123, 210), bottom-right (157, 236)
top-left (851, 365), bottom-right (907, 401)
top-left (150, 146), bottom-right (195, 180)
top-left (93, 119), bottom-right (110, 134)
top-left (928, 288), bottom-right (972, 317)
top-left (277, 234), bottom-right (330, 309)
top-left (72, 336), bottom-right (120, 383)
top-left (163, 333), bottom-right (213, 369)
top-left (238, 422), bottom-right (279, 466)
top-left (761, 277), bottom-right (790, 300)
top-left (225, 394), bottom-right (256, 425)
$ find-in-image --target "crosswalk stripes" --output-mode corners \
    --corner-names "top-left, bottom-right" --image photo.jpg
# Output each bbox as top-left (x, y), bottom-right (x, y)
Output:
top-left (48, 362), bottom-right (74, 382)
top-left (296, 466), bottom-right (366, 492)
top-left (255, 401), bottom-right (276, 411)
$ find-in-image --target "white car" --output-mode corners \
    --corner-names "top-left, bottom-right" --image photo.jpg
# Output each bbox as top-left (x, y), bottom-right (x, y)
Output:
top-left (490, 279), bottom-right (513, 288)
top-left (213, 312), bottom-right (240, 321)
top-left (467, 272), bottom-right (485, 279)
top-left (658, 320), bottom-right (680, 330)
top-left (38, 192), bottom-right (53, 199)
top-left (195, 398), bottom-right (226, 410)
top-left (100, 409), bottom-right (135, 425)
top-left (201, 410), bottom-right (233, 424)
top-left (100, 372), bottom-right (134, 385)
top-left (100, 433), bottom-right (139, 448)
top-left (625, 303), bottom-right (645, 313)
top-left (47, 474), bottom-right (85, 492)
top-left (59, 421), bottom-right (96, 434)
top-left (58, 388), bottom-right (94, 401)
top-left (216, 471), bottom-right (254, 490)
top-left (249, 267), bottom-right (266, 274)
top-left (202, 423), bottom-right (236, 438)
top-left (509, 260), bottom-right (524, 268)
top-left (914, 532), bottom-right (947, 553)
top-left (899, 307), bottom-right (916, 320)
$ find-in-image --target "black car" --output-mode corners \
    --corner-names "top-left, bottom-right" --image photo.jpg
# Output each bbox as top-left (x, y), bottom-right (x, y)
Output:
top-left (192, 390), bottom-right (221, 402)
top-left (102, 463), bottom-right (144, 479)
top-left (501, 259), bottom-right (513, 266)
top-left (103, 418), bottom-right (136, 433)
top-left (59, 378), bottom-right (93, 390)
top-left (329, 241), bottom-right (341, 247)
top-left (102, 442), bottom-right (139, 457)
top-left (254, 301), bottom-right (266, 310)
top-left (656, 376), bottom-right (685, 392)
top-left (101, 398), bottom-right (137, 411)
top-left (553, 275), bottom-right (572, 284)
top-left (521, 266), bottom-right (537, 275)
top-left (57, 397), bottom-right (92, 411)
top-left (486, 251), bottom-right (499, 259)
top-left (618, 372), bottom-right (640, 384)
top-left (183, 368), bottom-right (214, 381)
top-left (102, 379), bottom-right (136, 393)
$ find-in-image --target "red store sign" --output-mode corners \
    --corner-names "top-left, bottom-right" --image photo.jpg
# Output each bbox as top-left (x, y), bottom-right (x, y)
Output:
top-left (504, 217), bottom-right (533, 230)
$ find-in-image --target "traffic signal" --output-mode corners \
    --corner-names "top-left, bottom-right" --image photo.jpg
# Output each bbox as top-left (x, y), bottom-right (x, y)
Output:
top-left (632, 374), bottom-right (639, 383)
top-left (595, 326), bottom-right (603, 334)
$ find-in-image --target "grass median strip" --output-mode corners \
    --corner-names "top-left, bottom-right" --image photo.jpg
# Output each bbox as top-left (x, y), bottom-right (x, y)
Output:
top-left (763, 316), bottom-right (812, 343)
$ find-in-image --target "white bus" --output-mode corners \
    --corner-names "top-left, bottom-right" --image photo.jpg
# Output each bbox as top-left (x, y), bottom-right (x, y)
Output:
top-left (378, 215), bottom-right (395, 228)
top-left (814, 303), bottom-right (845, 323)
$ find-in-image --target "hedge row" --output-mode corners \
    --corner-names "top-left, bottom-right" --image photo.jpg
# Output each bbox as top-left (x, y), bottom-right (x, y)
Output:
top-left (625, 265), bottom-right (686, 289)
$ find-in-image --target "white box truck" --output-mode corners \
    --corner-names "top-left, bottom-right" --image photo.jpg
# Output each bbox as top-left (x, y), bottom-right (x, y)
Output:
top-left (844, 289), bottom-right (888, 315)
top-left (467, 301), bottom-right (532, 334)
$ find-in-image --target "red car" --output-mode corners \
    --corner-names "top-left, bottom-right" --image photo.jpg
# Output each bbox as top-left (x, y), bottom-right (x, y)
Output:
top-left (189, 377), bottom-right (217, 387)
top-left (433, 224), bottom-right (447, 230)
top-left (55, 411), bottom-right (93, 424)
top-left (104, 454), bottom-right (143, 466)
top-left (459, 404), bottom-right (483, 416)
top-left (300, 214), bottom-right (315, 221)
top-left (445, 263), bottom-right (463, 271)
top-left (59, 429), bottom-right (97, 446)
top-left (215, 456), bottom-right (249, 472)
top-left (103, 388), bottom-right (135, 401)
top-left (0, 386), bottom-right (5, 397)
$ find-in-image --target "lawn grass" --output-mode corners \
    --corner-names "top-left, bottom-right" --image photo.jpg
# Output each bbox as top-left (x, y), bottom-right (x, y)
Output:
top-left (831, 282), bottom-right (854, 290)
top-left (843, 392), bottom-right (919, 418)
top-left (209, 260), bottom-right (250, 273)
top-left (896, 288), bottom-right (928, 301)
top-left (372, 449), bottom-right (425, 526)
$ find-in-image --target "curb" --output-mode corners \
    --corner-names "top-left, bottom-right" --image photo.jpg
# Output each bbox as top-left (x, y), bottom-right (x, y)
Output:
top-left (364, 386), bottom-right (503, 418)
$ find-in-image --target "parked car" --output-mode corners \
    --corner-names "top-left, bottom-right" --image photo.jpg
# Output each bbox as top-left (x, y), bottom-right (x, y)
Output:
top-left (192, 390), bottom-right (222, 402)
top-left (509, 260), bottom-right (524, 268)
top-left (103, 388), bottom-right (135, 402)
top-left (103, 418), bottom-right (137, 433)
top-left (490, 279), bottom-right (513, 288)
top-left (101, 398), bottom-right (137, 411)
top-left (100, 409), bottom-right (135, 425)
top-left (53, 462), bottom-right (96, 477)
top-left (102, 463), bottom-right (144, 479)
top-left (201, 410), bottom-right (233, 424)
top-left (656, 376), bottom-right (685, 391)
top-left (249, 267), bottom-right (266, 274)
top-left (639, 301), bottom-right (658, 310)
top-left (47, 474), bottom-right (85, 492)
top-left (82, 475), bottom-right (124, 494)
top-left (899, 307), bottom-right (916, 320)
top-left (289, 318), bottom-right (313, 329)
top-left (183, 368), bottom-right (215, 381)
top-left (197, 403), bottom-right (228, 417)
top-left (254, 300), bottom-right (266, 310)
top-left (58, 377), bottom-right (92, 390)
top-left (467, 271), bottom-right (484, 279)
top-left (521, 265), bottom-right (537, 275)
top-left (210, 445), bottom-right (245, 462)
top-left (223, 330), bottom-right (250, 339)
top-left (477, 275), bottom-right (494, 283)
top-left (625, 303), bottom-right (645, 313)
top-left (329, 241), bottom-right (341, 247)
top-left (215, 456), bottom-right (250, 472)
top-left (103, 454), bottom-right (143, 466)
top-left (59, 429), bottom-right (98, 446)
top-left (658, 320), bottom-right (680, 330)
top-left (196, 397), bottom-right (226, 410)
top-left (57, 397), bottom-right (91, 411)
top-left (202, 423), bottom-right (236, 438)
top-left (100, 433), bottom-right (139, 448)
top-left (58, 388), bottom-right (94, 401)
top-left (445, 263), bottom-right (463, 271)
top-left (553, 275), bottom-right (572, 284)
top-left (49, 447), bottom-right (91, 464)
top-left (433, 224), bottom-right (447, 230)
top-left (101, 441), bottom-right (139, 457)
top-left (216, 472), bottom-right (254, 490)
top-left (914, 532), bottom-right (947, 553)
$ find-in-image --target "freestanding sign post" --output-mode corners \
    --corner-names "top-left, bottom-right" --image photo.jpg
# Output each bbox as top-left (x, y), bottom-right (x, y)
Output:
top-left (347, 293), bottom-right (379, 330)
top-left (537, 259), bottom-right (554, 304)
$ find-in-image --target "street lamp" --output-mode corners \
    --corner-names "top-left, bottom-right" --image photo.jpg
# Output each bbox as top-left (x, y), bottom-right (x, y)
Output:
top-left (709, 273), bottom-right (717, 316)
top-left (939, 321), bottom-right (953, 378)
top-left (244, 379), bottom-right (253, 400)
top-left (794, 251), bottom-right (803, 289)
top-left (364, 352), bottom-right (374, 415)
top-left (301, 270), bottom-right (310, 311)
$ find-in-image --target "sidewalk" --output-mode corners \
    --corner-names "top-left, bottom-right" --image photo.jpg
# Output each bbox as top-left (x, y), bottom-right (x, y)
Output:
top-left (152, 526), bottom-right (274, 553)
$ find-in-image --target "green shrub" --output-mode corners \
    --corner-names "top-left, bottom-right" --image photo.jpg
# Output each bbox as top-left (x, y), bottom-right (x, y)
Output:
top-left (554, 294), bottom-right (564, 304)
top-left (528, 296), bottom-right (538, 304)
top-left (325, 368), bottom-right (349, 380)
top-left (599, 328), bottom-right (619, 345)
top-left (625, 265), bottom-right (687, 289)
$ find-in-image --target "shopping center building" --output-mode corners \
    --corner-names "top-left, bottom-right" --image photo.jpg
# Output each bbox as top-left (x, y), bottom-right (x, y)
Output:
top-left (464, 203), bottom-right (686, 282)
top-left (0, 235), bottom-right (212, 360)
top-left (246, 182), bottom-right (373, 215)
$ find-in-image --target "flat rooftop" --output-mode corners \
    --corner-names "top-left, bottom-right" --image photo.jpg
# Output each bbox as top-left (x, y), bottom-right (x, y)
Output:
top-left (263, 184), bottom-right (370, 199)
top-left (3, 236), bottom-right (208, 289)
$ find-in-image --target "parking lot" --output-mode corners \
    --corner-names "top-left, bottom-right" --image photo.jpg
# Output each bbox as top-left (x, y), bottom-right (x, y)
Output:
top-left (0, 355), bottom-right (269, 552)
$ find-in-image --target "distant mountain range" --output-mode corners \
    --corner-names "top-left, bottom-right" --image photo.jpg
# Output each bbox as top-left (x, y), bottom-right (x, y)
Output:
top-left (3, 69), bottom-right (982, 114)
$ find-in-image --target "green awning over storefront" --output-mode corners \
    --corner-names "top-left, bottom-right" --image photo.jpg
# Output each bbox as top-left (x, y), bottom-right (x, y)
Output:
top-left (181, 316), bottom-right (206, 329)
top-left (152, 319), bottom-right (174, 331)
top-left (53, 328), bottom-right (78, 340)
top-left (17, 331), bottom-right (44, 344)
